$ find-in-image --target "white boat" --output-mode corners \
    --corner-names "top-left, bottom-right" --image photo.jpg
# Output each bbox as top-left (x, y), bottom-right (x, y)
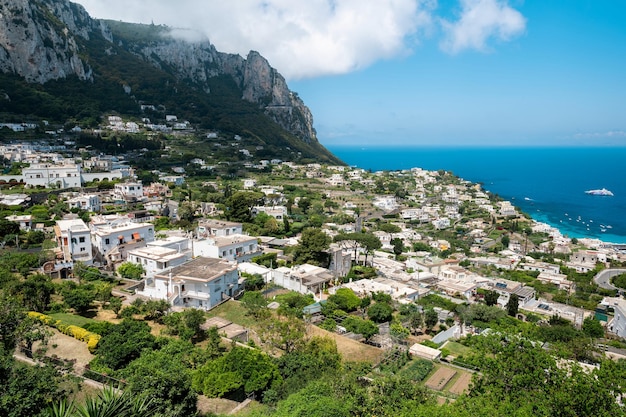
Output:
top-left (585, 188), bottom-right (614, 196)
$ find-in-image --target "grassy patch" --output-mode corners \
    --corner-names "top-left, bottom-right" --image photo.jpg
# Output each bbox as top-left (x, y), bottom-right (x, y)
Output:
top-left (206, 300), bottom-right (257, 328)
top-left (443, 341), bottom-right (473, 357)
top-left (48, 312), bottom-right (96, 327)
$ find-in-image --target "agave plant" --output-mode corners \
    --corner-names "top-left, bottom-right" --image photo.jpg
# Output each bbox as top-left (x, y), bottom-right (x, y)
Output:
top-left (47, 386), bottom-right (156, 417)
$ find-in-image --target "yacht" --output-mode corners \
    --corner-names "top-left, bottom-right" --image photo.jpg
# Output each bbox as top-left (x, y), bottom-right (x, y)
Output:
top-left (585, 188), bottom-right (614, 196)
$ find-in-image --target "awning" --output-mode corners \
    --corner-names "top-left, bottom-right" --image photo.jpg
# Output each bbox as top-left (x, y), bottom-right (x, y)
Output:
top-left (132, 232), bottom-right (141, 240)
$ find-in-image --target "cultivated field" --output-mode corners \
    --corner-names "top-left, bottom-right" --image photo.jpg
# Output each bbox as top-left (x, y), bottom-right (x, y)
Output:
top-left (448, 371), bottom-right (473, 395)
top-left (425, 367), bottom-right (457, 391)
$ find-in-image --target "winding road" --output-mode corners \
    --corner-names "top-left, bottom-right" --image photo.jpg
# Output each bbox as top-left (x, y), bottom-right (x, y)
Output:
top-left (594, 268), bottom-right (626, 291)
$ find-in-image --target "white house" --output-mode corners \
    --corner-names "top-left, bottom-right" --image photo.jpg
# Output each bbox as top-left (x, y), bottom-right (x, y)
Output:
top-left (90, 216), bottom-right (155, 260)
top-left (243, 179), bottom-right (257, 189)
top-left (114, 182), bottom-right (144, 201)
top-left (5, 214), bottom-right (33, 231)
top-left (252, 206), bottom-right (288, 220)
top-left (139, 257), bottom-right (240, 310)
top-left (54, 219), bottom-right (93, 266)
top-left (193, 235), bottom-right (262, 263)
top-left (23, 163), bottom-right (82, 188)
top-left (270, 264), bottom-right (334, 298)
top-left (126, 246), bottom-right (190, 278)
top-left (196, 219), bottom-right (243, 238)
top-left (67, 194), bottom-right (102, 212)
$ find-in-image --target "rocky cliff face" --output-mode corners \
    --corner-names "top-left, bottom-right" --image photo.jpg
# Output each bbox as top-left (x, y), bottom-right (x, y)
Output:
top-left (132, 38), bottom-right (317, 143)
top-left (0, 0), bottom-right (318, 143)
top-left (0, 0), bottom-right (111, 83)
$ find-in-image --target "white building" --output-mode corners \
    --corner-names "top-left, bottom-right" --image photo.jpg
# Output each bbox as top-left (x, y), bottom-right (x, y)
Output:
top-left (114, 182), bottom-right (144, 200)
top-left (196, 219), bottom-right (243, 238)
top-left (23, 163), bottom-right (82, 188)
top-left (5, 214), bottom-right (33, 231)
top-left (270, 264), bottom-right (334, 298)
top-left (67, 194), bottom-right (102, 212)
top-left (90, 216), bottom-right (155, 260)
top-left (54, 219), bottom-right (93, 266)
top-left (193, 235), bottom-right (262, 263)
top-left (252, 206), bottom-right (288, 220)
top-left (126, 246), bottom-right (190, 278)
top-left (140, 257), bottom-right (240, 310)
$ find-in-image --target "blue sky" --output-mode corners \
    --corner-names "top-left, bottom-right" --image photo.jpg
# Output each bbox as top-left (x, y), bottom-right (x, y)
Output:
top-left (78, 0), bottom-right (626, 147)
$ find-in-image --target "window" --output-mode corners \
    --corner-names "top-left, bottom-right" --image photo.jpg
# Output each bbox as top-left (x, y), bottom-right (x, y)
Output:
top-left (79, 237), bottom-right (85, 243)
top-left (105, 238), bottom-right (110, 245)
top-left (80, 247), bottom-right (85, 252)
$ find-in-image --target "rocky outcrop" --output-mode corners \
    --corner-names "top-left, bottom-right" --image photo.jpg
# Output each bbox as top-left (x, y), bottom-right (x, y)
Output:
top-left (0, 0), bottom-right (318, 143)
top-left (0, 0), bottom-right (110, 83)
top-left (134, 38), bottom-right (317, 143)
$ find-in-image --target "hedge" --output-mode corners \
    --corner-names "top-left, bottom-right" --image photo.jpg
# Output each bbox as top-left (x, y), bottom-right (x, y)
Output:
top-left (28, 311), bottom-right (100, 352)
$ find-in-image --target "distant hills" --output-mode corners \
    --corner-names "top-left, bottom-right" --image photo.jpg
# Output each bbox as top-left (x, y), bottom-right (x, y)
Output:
top-left (0, 0), bottom-right (341, 164)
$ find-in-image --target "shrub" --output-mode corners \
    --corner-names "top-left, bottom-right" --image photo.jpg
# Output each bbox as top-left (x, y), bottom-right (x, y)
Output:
top-left (28, 311), bottom-right (101, 352)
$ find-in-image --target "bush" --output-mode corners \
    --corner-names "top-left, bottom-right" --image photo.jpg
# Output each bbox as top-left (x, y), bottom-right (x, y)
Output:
top-left (28, 311), bottom-right (101, 352)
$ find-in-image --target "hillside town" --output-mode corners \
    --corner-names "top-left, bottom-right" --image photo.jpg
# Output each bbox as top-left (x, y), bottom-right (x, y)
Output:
top-left (3, 139), bottom-right (626, 333)
top-left (2, 137), bottom-right (626, 416)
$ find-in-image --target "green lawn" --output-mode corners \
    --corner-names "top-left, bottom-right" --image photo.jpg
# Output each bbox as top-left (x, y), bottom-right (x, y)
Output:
top-left (443, 341), bottom-right (473, 357)
top-left (48, 312), bottom-right (96, 327)
top-left (206, 300), bottom-right (257, 328)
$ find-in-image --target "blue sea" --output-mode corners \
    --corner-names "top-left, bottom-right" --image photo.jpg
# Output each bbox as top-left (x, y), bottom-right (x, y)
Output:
top-left (327, 146), bottom-right (626, 244)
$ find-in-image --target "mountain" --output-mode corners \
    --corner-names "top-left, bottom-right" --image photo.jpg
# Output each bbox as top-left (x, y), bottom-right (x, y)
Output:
top-left (0, 0), bottom-right (342, 164)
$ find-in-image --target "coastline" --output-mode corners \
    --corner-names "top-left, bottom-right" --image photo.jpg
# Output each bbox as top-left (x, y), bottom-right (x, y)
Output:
top-left (326, 145), bottom-right (626, 246)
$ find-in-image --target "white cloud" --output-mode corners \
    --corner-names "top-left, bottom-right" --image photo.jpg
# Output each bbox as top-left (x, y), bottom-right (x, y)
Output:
top-left (573, 131), bottom-right (626, 139)
top-left (440, 0), bottom-right (526, 54)
top-left (76, 0), bottom-right (436, 80)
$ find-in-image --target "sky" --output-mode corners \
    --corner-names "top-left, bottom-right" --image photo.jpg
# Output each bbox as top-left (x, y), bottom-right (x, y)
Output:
top-left (75, 0), bottom-right (626, 147)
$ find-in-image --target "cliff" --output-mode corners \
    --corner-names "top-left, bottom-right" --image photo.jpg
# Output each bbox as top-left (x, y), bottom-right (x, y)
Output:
top-left (0, 0), bottom-right (337, 162)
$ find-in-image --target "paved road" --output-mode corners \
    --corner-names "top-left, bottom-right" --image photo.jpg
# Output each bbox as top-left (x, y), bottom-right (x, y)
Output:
top-left (594, 268), bottom-right (626, 291)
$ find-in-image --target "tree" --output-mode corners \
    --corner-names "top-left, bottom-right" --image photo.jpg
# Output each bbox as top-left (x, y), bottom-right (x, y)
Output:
top-left (12, 274), bottom-right (55, 312)
top-left (241, 291), bottom-right (269, 318)
top-left (260, 316), bottom-right (306, 353)
top-left (2, 355), bottom-right (65, 417)
top-left (107, 296), bottom-right (123, 317)
top-left (390, 322), bottom-right (410, 341)
top-left (484, 289), bottom-right (499, 307)
top-left (192, 346), bottom-right (282, 399)
top-left (142, 299), bottom-right (170, 321)
top-left (181, 308), bottom-right (206, 342)
top-left (501, 234), bottom-right (510, 248)
top-left (226, 191), bottom-right (263, 222)
top-left (424, 308), bottom-right (438, 331)
top-left (367, 302), bottom-right (393, 323)
top-left (0, 293), bottom-right (26, 352)
top-left (293, 227), bottom-right (331, 266)
top-left (379, 222), bottom-right (401, 239)
top-left (506, 294), bottom-right (519, 317)
top-left (358, 232), bottom-right (382, 265)
top-left (582, 317), bottom-right (604, 338)
top-left (92, 319), bottom-right (156, 370)
top-left (327, 288), bottom-right (361, 312)
top-left (121, 341), bottom-right (197, 417)
top-left (0, 219), bottom-right (19, 237)
top-left (117, 262), bottom-right (145, 280)
top-left (62, 285), bottom-right (96, 314)
top-left (391, 237), bottom-right (404, 258)
top-left (242, 273), bottom-right (265, 291)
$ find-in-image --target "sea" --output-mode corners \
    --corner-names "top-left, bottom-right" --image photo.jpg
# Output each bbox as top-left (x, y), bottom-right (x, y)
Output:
top-left (326, 146), bottom-right (626, 244)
